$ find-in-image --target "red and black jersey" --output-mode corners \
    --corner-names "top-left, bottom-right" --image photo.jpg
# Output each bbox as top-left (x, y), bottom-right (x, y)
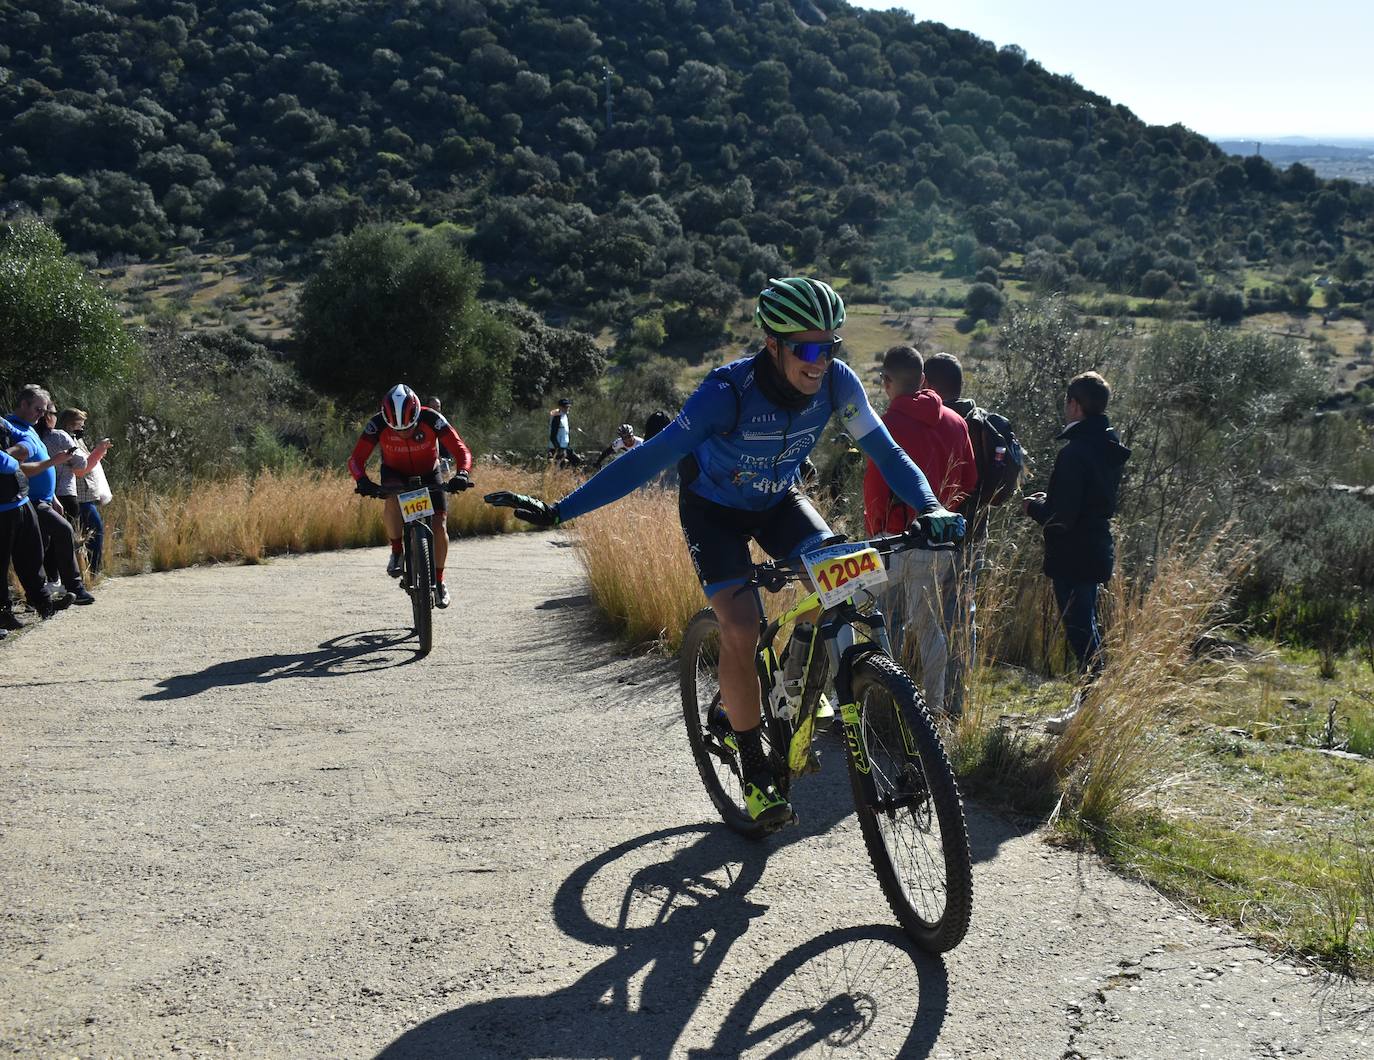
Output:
top-left (348, 407), bottom-right (472, 480)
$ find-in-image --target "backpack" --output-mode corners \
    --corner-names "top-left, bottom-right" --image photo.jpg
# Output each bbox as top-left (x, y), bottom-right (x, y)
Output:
top-left (964, 406), bottom-right (1025, 506)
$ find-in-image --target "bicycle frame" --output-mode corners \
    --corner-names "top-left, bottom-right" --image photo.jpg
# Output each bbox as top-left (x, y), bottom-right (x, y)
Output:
top-left (748, 579), bottom-right (902, 793)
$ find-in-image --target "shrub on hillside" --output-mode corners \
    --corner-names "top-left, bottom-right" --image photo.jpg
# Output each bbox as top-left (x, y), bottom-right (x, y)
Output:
top-left (295, 225), bottom-right (516, 415)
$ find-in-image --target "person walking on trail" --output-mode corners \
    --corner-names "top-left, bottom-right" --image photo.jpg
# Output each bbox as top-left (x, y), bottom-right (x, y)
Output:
top-left (1023, 371), bottom-right (1130, 734)
top-left (548, 398), bottom-right (577, 466)
top-left (487, 277), bottom-right (963, 828)
top-left (348, 383), bottom-right (473, 609)
top-left (863, 345), bottom-right (977, 716)
top-left (592, 424), bottom-right (644, 469)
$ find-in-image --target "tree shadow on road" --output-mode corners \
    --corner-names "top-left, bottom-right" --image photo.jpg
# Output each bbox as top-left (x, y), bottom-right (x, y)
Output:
top-left (376, 810), bottom-right (949, 1059)
top-left (141, 628), bottom-right (420, 700)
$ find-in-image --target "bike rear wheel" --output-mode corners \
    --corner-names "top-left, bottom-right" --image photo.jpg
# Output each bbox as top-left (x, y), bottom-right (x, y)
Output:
top-left (680, 609), bottom-right (775, 840)
top-left (408, 522), bottom-right (434, 657)
top-left (844, 652), bottom-right (972, 952)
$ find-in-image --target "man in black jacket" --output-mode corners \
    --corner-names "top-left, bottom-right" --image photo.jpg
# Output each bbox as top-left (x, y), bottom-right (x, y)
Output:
top-left (1023, 372), bottom-right (1130, 731)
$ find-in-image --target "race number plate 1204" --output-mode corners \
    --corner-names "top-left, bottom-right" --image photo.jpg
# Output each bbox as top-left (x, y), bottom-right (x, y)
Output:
top-left (398, 487), bottom-right (435, 524)
top-left (801, 543), bottom-right (887, 610)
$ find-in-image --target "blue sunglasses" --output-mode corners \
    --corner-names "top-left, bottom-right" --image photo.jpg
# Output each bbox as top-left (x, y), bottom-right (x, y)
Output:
top-left (777, 335), bottom-right (843, 363)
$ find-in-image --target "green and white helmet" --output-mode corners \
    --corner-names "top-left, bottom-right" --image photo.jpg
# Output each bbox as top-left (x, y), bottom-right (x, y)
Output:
top-left (754, 276), bottom-right (846, 334)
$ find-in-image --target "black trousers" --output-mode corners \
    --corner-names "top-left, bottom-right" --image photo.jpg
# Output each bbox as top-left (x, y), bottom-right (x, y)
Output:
top-left (1, 502), bottom-right (48, 611)
top-left (35, 499), bottom-right (83, 591)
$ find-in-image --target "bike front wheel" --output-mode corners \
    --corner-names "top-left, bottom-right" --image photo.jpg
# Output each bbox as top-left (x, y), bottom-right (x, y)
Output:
top-left (680, 609), bottom-right (775, 840)
top-left (408, 522), bottom-right (434, 657)
top-left (845, 652), bottom-right (972, 952)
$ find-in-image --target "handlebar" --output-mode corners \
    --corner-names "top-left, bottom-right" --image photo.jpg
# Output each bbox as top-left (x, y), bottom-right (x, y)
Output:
top-left (742, 517), bottom-right (960, 595)
top-left (357, 474), bottom-right (473, 499)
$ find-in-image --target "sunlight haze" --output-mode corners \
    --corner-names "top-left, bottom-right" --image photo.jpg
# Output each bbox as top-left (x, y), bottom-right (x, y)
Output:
top-left (849, 0), bottom-right (1374, 140)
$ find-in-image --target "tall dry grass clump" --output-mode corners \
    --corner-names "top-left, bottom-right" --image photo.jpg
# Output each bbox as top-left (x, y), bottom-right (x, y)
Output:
top-left (1050, 531), bottom-right (1251, 831)
top-left (570, 485), bottom-right (703, 650)
top-left (97, 461), bottom-right (579, 576)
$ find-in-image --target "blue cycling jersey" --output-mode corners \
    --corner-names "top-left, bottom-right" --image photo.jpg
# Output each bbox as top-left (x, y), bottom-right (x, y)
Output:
top-left (556, 353), bottom-right (938, 521)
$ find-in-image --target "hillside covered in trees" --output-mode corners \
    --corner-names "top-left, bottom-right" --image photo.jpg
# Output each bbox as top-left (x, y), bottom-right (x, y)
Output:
top-left (4, 0), bottom-right (1374, 340)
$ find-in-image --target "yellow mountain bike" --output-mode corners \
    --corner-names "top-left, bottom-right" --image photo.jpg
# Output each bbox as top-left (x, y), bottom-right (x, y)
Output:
top-left (679, 520), bottom-right (973, 953)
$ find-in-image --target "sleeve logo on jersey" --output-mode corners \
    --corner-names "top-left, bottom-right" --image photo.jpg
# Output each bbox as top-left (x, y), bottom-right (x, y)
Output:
top-left (842, 402), bottom-right (859, 421)
top-left (364, 419), bottom-right (380, 435)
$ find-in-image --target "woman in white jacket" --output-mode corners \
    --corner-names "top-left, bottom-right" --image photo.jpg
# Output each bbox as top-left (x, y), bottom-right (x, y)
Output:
top-left (58, 409), bottom-right (113, 575)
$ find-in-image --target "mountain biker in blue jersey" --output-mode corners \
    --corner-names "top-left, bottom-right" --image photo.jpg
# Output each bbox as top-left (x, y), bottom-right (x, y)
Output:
top-left (488, 277), bottom-right (963, 827)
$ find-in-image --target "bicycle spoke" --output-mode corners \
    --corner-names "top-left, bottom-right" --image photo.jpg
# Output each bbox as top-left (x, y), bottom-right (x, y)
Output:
top-left (860, 688), bottom-right (950, 925)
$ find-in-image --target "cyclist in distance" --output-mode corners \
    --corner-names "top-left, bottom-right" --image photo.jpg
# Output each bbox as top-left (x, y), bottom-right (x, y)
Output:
top-left (349, 383), bottom-right (472, 608)
top-left (488, 277), bottom-right (963, 827)
top-left (592, 423), bottom-right (644, 469)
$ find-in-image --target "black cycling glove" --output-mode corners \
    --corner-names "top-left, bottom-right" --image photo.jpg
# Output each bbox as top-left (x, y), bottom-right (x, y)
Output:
top-left (445, 471), bottom-right (473, 493)
top-left (354, 477), bottom-right (383, 498)
top-left (484, 490), bottom-right (561, 528)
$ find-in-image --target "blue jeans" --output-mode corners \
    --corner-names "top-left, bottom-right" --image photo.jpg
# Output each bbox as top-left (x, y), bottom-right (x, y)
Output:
top-left (78, 501), bottom-right (105, 574)
top-left (1052, 578), bottom-right (1102, 675)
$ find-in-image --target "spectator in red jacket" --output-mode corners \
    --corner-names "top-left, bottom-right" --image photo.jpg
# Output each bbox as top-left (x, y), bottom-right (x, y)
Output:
top-left (863, 345), bottom-right (977, 715)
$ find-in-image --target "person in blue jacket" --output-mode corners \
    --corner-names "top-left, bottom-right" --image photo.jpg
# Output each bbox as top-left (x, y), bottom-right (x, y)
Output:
top-left (1, 412), bottom-right (74, 627)
top-left (488, 277), bottom-right (963, 826)
top-left (6, 386), bottom-right (95, 606)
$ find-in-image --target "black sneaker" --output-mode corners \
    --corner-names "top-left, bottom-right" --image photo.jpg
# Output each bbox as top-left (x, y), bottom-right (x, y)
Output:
top-left (70, 587), bottom-right (96, 605)
top-left (386, 552), bottom-right (404, 578)
top-left (0, 609), bottom-right (22, 631)
top-left (435, 583), bottom-right (451, 609)
top-left (31, 592), bottom-right (72, 620)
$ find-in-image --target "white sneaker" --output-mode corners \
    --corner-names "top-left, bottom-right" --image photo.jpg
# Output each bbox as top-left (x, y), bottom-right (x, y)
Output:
top-left (1044, 691), bottom-right (1086, 735)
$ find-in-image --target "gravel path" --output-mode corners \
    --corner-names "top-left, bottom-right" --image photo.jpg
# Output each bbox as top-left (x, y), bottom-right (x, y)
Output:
top-left (2, 532), bottom-right (1370, 1058)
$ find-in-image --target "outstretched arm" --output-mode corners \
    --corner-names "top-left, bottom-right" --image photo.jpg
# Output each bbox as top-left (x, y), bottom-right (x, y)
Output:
top-left (489, 375), bottom-right (733, 524)
top-left (553, 418), bottom-right (700, 521)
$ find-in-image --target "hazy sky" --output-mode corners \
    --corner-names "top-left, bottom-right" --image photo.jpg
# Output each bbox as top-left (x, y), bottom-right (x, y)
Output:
top-left (848, 1), bottom-right (1374, 139)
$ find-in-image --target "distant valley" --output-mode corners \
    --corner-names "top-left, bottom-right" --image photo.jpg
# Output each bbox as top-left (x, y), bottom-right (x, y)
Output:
top-left (1214, 137), bottom-right (1374, 184)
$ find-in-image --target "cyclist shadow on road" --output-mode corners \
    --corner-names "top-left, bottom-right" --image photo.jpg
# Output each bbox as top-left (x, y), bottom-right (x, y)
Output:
top-left (376, 811), bottom-right (949, 1059)
top-left (141, 629), bottom-right (419, 701)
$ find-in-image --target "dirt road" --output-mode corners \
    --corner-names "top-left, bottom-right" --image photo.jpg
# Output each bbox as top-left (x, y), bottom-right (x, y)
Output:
top-left (2, 532), bottom-right (1370, 1058)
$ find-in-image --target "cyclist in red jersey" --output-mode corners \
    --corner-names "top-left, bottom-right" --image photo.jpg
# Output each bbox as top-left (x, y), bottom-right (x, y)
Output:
top-left (349, 383), bottom-right (473, 607)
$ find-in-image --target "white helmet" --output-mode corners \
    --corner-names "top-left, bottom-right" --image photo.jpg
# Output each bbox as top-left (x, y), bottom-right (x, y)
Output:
top-left (381, 383), bottom-right (421, 431)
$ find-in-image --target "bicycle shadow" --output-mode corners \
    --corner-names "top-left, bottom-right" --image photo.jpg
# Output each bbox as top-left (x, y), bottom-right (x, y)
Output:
top-left (376, 806), bottom-right (949, 1058)
top-left (141, 628), bottom-right (419, 700)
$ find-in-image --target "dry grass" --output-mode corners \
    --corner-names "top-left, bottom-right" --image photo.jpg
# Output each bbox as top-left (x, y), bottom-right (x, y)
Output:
top-left (1049, 533), bottom-right (1252, 829)
top-left (569, 485), bottom-right (703, 650)
top-left (97, 462), bottom-right (577, 575)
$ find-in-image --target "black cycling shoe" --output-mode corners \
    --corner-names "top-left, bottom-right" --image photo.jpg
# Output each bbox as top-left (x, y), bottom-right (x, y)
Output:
top-left (386, 552), bottom-right (404, 578)
top-left (0, 609), bottom-right (23, 631)
top-left (70, 587), bottom-right (96, 605)
top-left (435, 583), bottom-right (451, 609)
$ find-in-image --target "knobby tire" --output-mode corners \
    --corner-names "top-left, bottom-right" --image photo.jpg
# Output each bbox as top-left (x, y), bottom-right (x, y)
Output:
top-left (680, 609), bottom-right (774, 840)
top-left (845, 653), bottom-right (972, 953)
top-left (409, 523), bottom-right (433, 657)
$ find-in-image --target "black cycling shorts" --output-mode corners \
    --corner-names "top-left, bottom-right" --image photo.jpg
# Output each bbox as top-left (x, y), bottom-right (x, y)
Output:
top-left (679, 486), bottom-right (830, 597)
top-left (380, 465), bottom-right (448, 515)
